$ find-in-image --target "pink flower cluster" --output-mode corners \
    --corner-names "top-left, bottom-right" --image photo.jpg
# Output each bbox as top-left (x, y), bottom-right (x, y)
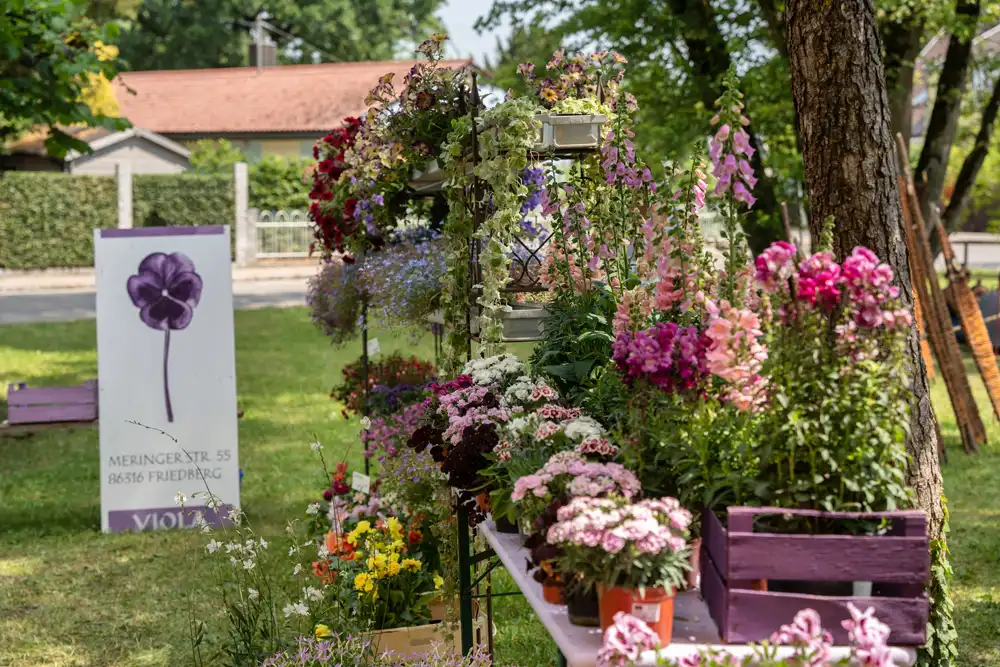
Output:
top-left (536, 404), bottom-right (582, 421)
top-left (438, 385), bottom-right (511, 445)
top-left (598, 604), bottom-right (896, 667)
top-left (576, 436), bottom-right (619, 458)
top-left (612, 322), bottom-right (709, 393)
top-left (546, 496), bottom-right (691, 556)
top-left (755, 242), bottom-right (913, 331)
top-left (704, 299), bottom-right (768, 411)
top-left (511, 454), bottom-right (640, 504)
top-left (597, 611), bottom-right (659, 667)
top-left (709, 119), bottom-right (757, 208)
top-left (754, 240), bottom-right (797, 292)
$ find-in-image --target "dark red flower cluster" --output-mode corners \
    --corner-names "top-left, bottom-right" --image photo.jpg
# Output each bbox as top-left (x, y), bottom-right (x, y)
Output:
top-left (331, 353), bottom-right (438, 418)
top-left (321, 462), bottom-right (352, 501)
top-left (309, 116), bottom-right (363, 254)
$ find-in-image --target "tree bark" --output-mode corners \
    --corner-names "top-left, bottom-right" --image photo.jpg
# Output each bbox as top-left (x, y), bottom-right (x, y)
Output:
top-left (666, 0), bottom-right (783, 254)
top-left (941, 74), bottom-right (1000, 233)
top-left (785, 0), bottom-right (945, 540)
top-left (881, 16), bottom-right (925, 146)
top-left (915, 0), bottom-right (981, 227)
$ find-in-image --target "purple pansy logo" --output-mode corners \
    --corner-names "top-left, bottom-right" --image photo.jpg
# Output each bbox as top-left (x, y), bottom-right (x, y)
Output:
top-left (126, 252), bottom-right (203, 422)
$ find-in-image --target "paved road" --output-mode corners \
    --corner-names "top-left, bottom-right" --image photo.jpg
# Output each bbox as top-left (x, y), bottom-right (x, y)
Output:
top-left (0, 278), bottom-right (308, 325)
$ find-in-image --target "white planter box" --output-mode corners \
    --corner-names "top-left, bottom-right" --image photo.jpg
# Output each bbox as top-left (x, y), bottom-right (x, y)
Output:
top-left (426, 303), bottom-right (549, 342)
top-left (543, 114), bottom-right (607, 150)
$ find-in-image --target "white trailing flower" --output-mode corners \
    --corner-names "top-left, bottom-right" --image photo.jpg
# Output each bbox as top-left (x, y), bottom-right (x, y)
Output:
top-left (293, 564), bottom-right (303, 576)
top-left (303, 586), bottom-right (323, 602)
top-left (463, 353), bottom-right (525, 388)
top-left (289, 545), bottom-right (299, 557)
top-left (242, 558), bottom-right (255, 571)
top-left (310, 441), bottom-right (324, 452)
top-left (174, 491), bottom-right (187, 507)
top-left (205, 539), bottom-right (221, 554)
top-left (360, 416), bottom-right (372, 430)
top-left (230, 556), bottom-right (239, 567)
top-left (305, 502), bottom-right (320, 516)
top-left (259, 538), bottom-right (268, 550)
top-left (317, 543), bottom-right (330, 559)
top-left (248, 588), bottom-right (259, 601)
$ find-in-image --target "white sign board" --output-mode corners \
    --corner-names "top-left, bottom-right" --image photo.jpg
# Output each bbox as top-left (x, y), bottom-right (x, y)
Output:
top-left (94, 226), bottom-right (240, 532)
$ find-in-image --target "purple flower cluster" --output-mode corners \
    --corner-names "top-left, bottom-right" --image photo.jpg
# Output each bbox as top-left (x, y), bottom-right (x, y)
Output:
top-left (363, 402), bottom-right (429, 459)
top-left (612, 322), bottom-right (709, 393)
top-left (358, 233), bottom-right (446, 327)
top-left (709, 121), bottom-right (757, 208)
top-left (601, 128), bottom-right (653, 190)
top-left (520, 166), bottom-right (547, 237)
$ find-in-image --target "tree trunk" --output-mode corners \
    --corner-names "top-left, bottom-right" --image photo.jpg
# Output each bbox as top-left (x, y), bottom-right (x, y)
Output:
top-left (881, 16), bottom-right (925, 146)
top-left (666, 0), bottom-right (783, 254)
top-left (915, 0), bottom-right (981, 227)
top-left (785, 0), bottom-right (945, 541)
top-left (941, 74), bottom-right (1000, 233)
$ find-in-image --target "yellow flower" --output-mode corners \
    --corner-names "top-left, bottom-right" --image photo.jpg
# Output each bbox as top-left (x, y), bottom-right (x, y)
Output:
top-left (346, 520), bottom-right (371, 546)
top-left (387, 517), bottom-right (404, 540)
top-left (314, 624), bottom-right (332, 640)
top-left (402, 558), bottom-right (422, 573)
top-left (354, 572), bottom-right (370, 592)
top-left (434, 574), bottom-right (444, 590)
top-left (391, 539), bottom-right (405, 552)
top-left (387, 561), bottom-right (402, 577)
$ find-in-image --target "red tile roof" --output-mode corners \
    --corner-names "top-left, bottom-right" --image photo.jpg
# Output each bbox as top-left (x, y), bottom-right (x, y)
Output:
top-left (114, 59), bottom-right (472, 135)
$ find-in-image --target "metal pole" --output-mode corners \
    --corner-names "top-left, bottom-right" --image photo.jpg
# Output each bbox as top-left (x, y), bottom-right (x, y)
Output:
top-left (361, 298), bottom-right (370, 476)
top-left (457, 503), bottom-right (474, 655)
top-left (254, 14), bottom-right (263, 74)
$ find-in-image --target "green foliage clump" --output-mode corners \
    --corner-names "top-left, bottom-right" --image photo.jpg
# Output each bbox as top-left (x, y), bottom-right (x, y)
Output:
top-left (189, 139), bottom-right (312, 211)
top-left (134, 174), bottom-right (234, 228)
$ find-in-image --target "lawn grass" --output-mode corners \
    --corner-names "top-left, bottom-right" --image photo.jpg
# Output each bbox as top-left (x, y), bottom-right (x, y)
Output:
top-left (1, 308), bottom-right (999, 666)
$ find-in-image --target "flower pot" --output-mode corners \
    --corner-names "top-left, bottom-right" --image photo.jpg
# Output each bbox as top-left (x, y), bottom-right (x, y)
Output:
top-left (475, 492), bottom-right (491, 513)
top-left (598, 585), bottom-right (675, 645)
top-left (494, 514), bottom-right (519, 534)
top-left (542, 581), bottom-right (565, 605)
top-left (543, 114), bottom-right (607, 150)
top-left (566, 584), bottom-right (600, 627)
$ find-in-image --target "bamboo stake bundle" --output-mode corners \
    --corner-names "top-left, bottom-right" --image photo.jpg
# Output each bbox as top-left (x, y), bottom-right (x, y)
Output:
top-left (896, 134), bottom-right (985, 453)
top-left (934, 212), bottom-right (1000, 423)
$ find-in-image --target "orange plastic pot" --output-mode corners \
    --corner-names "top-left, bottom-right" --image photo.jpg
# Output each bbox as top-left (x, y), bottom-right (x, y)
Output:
top-left (598, 585), bottom-right (675, 645)
top-left (542, 581), bottom-right (565, 605)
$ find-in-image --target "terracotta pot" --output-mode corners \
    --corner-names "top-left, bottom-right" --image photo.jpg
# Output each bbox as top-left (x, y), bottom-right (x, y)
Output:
top-left (751, 579), bottom-right (768, 592)
top-left (598, 585), bottom-right (675, 645)
top-left (542, 581), bottom-right (565, 605)
top-left (475, 492), bottom-right (491, 512)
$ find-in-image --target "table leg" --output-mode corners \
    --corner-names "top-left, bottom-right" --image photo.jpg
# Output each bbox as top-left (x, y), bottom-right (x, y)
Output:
top-left (457, 503), bottom-right (474, 655)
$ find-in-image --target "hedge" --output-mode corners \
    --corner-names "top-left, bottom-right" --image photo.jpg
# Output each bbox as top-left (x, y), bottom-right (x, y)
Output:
top-left (0, 172), bottom-right (119, 270)
top-left (0, 172), bottom-right (234, 270)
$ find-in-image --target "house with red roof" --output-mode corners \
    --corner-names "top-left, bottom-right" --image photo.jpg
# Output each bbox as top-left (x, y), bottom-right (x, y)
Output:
top-left (4, 58), bottom-right (473, 172)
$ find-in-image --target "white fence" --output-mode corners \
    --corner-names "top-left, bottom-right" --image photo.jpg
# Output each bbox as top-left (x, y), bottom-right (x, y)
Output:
top-left (251, 209), bottom-right (313, 259)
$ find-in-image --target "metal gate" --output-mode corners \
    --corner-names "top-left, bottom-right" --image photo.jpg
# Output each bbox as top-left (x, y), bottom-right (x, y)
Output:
top-left (253, 209), bottom-right (313, 259)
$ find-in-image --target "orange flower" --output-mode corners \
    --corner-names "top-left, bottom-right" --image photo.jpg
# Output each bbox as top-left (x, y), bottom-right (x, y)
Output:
top-left (408, 530), bottom-right (423, 545)
top-left (312, 560), bottom-right (336, 585)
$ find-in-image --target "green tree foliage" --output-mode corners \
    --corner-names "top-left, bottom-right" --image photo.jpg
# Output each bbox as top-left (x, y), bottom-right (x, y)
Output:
top-left (0, 0), bottom-right (129, 157)
top-left (117, 0), bottom-right (447, 71)
top-left (478, 0), bottom-right (996, 248)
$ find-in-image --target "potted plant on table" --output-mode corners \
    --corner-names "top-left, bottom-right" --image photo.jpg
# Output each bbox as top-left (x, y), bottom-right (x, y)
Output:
top-left (546, 495), bottom-right (692, 645)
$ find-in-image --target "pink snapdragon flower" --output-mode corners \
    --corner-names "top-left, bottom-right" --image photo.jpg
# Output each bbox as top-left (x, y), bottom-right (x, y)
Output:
top-left (612, 322), bottom-right (710, 393)
top-left (754, 241), bottom-right (797, 292)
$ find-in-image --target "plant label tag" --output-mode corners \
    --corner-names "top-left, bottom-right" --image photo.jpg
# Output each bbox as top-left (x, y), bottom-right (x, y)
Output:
top-left (631, 601), bottom-right (661, 624)
top-left (366, 338), bottom-right (380, 357)
top-left (351, 472), bottom-right (370, 495)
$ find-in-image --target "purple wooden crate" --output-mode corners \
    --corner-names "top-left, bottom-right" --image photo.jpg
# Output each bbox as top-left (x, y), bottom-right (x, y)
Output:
top-left (701, 506), bottom-right (929, 646)
top-left (7, 380), bottom-right (98, 425)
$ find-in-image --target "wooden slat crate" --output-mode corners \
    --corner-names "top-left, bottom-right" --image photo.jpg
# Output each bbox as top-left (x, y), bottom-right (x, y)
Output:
top-left (6, 380), bottom-right (98, 425)
top-left (701, 506), bottom-right (929, 645)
